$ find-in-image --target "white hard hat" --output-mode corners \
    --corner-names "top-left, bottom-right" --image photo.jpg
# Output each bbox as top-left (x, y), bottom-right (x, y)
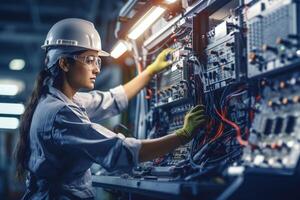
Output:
top-left (41, 18), bottom-right (110, 56)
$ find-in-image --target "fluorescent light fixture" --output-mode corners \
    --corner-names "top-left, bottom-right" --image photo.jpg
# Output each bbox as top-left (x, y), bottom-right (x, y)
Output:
top-left (9, 59), bottom-right (25, 70)
top-left (0, 83), bottom-right (19, 96)
top-left (0, 80), bottom-right (24, 96)
top-left (128, 6), bottom-right (165, 40)
top-left (0, 117), bottom-right (19, 129)
top-left (111, 41), bottom-right (128, 59)
top-left (0, 103), bottom-right (25, 115)
top-left (165, 0), bottom-right (177, 3)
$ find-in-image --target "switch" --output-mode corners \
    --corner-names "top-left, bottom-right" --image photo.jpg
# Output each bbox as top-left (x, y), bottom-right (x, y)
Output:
top-left (285, 116), bottom-right (296, 134)
top-left (264, 119), bottom-right (273, 135)
top-left (274, 117), bottom-right (283, 134)
top-left (209, 72), bottom-right (213, 80)
top-left (213, 71), bottom-right (217, 80)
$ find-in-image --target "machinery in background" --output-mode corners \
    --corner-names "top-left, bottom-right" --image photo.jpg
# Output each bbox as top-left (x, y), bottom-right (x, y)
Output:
top-left (246, 0), bottom-right (300, 78)
top-left (240, 0), bottom-right (300, 172)
top-left (145, 24), bottom-right (197, 167)
top-left (243, 72), bottom-right (300, 169)
top-left (92, 0), bottom-right (300, 199)
top-left (202, 15), bottom-right (245, 92)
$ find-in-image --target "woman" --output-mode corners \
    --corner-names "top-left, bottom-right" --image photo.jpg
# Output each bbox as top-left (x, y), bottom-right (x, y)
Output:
top-left (16, 18), bottom-right (206, 199)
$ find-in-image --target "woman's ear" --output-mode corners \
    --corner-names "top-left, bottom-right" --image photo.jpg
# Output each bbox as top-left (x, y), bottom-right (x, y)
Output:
top-left (58, 58), bottom-right (70, 72)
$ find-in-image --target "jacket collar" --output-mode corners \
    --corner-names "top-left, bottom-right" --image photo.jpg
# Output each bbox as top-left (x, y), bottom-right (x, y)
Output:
top-left (48, 86), bottom-right (78, 106)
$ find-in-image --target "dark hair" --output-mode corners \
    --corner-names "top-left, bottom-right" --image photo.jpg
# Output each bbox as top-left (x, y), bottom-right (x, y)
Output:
top-left (15, 68), bottom-right (50, 179)
top-left (15, 54), bottom-right (82, 180)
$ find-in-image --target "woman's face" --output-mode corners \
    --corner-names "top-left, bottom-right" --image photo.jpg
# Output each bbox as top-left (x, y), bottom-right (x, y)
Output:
top-left (66, 50), bottom-right (101, 90)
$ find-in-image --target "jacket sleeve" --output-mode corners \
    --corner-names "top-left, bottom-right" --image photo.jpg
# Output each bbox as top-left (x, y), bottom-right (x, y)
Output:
top-left (74, 85), bottom-right (128, 123)
top-left (51, 105), bottom-right (140, 172)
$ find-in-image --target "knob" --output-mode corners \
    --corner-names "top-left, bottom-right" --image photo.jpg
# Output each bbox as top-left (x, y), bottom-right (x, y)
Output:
top-left (260, 79), bottom-right (273, 88)
top-left (268, 100), bottom-right (279, 108)
top-left (210, 50), bottom-right (218, 55)
top-left (276, 37), bottom-right (293, 47)
top-left (288, 34), bottom-right (300, 41)
top-left (262, 44), bottom-right (278, 54)
top-left (279, 81), bottom-right (286, 89)
top-left (293, 96), bottom-right (300, 103)
top-left (172, 85), bottom-right (179, 90)
top-left (249, 52), bottom-right (264, 64)
top-left (220, 58), bottom-right (227, 63)
top-left (280, 97), bottom-right (291, 105)
top-left (225, 42), bottom-right (234, 47)
top-left (213, 62), bottom-right (219, 66)
top-left (223, 66), bottom-right (231, 71)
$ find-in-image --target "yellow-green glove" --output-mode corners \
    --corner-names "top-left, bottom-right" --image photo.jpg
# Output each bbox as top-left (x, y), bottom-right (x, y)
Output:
top-left (175, 105), bottom-right (207, 144)
top-left (145, 48), bottom-right (174, 76)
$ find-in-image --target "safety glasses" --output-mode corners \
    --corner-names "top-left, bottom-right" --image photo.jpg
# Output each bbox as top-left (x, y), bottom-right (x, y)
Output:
top-left (72, 55), bottom-right (102, 70)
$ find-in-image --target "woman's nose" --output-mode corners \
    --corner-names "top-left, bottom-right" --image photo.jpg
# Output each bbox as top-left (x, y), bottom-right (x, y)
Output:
top-left (93, 65), bottom-right (100, 74)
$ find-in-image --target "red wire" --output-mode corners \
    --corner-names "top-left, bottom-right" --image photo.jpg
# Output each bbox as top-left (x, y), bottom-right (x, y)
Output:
top-left (201, 119), bottom-right (213, 145)
top-left (145, 88), bottom-right (153, 99)
top-left (249, 110), bottom-right (255, 122)
top-left (201, 87), bottom-right (249, 144)
top-left (211, 108), bottom-right (226, 141)
top-left (255, 95), bottom-right (261, 101)
top-left (244, 127), bottom-right (250, 140)
top-left (211, 121), bottom-right (224, 141)
top-left (215, 108), bottom-right (248, 146)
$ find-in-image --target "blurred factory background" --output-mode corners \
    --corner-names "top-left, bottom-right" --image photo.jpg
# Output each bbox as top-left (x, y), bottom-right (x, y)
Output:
top-left (0, 0), bottom-right (135, 199)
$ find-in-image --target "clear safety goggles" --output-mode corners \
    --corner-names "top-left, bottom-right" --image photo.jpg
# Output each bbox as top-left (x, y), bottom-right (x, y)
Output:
top-left (71, 55), bottom-right (102, 69)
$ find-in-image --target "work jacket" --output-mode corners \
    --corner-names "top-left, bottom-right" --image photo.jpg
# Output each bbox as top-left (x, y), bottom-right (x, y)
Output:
top-left (22, 85), bottom-right (141, 199)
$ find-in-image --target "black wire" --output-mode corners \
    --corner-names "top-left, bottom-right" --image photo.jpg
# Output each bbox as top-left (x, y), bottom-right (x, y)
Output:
top-left (206, 149), bottom-right (242, 164)
top-left (187, 52), bottom-right (248, 171)
top-left (189, 129), bottom-right (236, 167)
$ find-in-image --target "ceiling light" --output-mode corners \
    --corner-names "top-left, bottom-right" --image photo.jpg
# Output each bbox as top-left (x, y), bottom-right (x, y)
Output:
top-left (0, 83), bottom-right (19, 96)
top-left (0, 80), bottom-right (24, 96)
top-left (164, 0), bottom-right (177, 3)
top-left (9, 59), bottom-right (25, 70)
top-left (128, 6), bottom-right (165, 40)
top-left (0, 103), bottom-right (25, 115)
top-left (111, 41), bottom-right (129, 59)
top-left (0, 117), bottom-right (19, 129)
